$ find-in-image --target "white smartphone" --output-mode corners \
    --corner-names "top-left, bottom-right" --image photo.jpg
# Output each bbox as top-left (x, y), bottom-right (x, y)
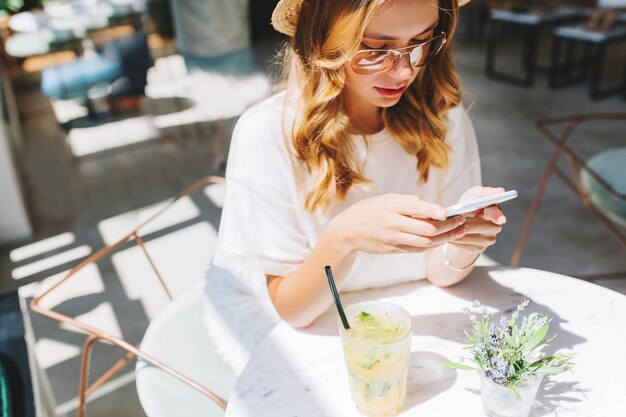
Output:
top-left (445, 190), bottom-right (518, 217)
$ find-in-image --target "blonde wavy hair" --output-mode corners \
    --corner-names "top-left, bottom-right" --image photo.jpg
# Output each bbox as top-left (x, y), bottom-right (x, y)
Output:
top-left (280, 0), bottom-right (461, 212)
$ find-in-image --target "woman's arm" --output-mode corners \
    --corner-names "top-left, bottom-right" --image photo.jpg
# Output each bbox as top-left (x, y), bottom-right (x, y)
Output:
top-left (425, 243), bottom-right (479, 287)
top-left (426, 187), bottom-right (506, 287)
top-left (267, 222), bottom-right (356, 328)
top-left (267, 194), bottom-right (465, 328)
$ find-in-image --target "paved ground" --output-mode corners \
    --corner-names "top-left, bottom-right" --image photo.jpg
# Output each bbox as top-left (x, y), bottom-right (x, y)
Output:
top-left (0, 23), bottom-right (625, 417)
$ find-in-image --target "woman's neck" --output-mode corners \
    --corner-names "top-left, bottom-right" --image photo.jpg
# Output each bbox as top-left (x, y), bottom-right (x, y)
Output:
top-left (343, 90), bottom-right (383, 135)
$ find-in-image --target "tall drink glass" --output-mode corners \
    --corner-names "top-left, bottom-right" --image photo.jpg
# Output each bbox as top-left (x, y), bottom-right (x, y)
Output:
top-left (339, 301), bottom-right (413, 417)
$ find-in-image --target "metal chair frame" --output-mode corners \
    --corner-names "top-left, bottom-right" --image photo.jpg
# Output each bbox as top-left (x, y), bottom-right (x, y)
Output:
top-left (29, 176), bottom-right (227, 417)
top-left (511, 113), bottom-right (626, 277)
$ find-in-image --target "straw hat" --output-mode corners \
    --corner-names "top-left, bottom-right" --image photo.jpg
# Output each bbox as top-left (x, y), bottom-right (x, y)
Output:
top-left (271, 0), bottom-right (472, 37)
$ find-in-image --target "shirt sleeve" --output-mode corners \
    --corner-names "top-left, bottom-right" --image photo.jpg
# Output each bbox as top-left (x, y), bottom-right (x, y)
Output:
top-left (437, 104), bottom-right (482, 207)
top-left (212, 105), bottom-right (310, 279)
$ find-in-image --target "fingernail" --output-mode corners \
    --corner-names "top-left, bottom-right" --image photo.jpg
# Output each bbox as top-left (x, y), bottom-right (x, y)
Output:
top-left (457, 216), bottom-right (466, 225)
top-left (436, 210), bottom-right (446, 220)
top-left (497, 216), bottom-right (506, 225)
top-left (455, 227), bottom-right (465, 238)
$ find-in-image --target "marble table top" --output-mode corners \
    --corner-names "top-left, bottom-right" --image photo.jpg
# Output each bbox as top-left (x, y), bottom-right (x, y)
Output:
top-left (225, 267), bottom-right (626, 417)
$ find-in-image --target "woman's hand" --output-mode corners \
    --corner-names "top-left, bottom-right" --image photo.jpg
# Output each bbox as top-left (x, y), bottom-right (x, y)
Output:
top-left (325, 193), bottom-right (467, 255)
top-left (447, 186), bottom-right (507, 254)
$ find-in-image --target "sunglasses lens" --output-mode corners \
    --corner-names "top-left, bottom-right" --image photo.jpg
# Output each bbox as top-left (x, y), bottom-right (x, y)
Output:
top-left (351, 50), bottom-right (398, 75)
top-left (350, 33), bottom-right (447, 74)
top-left (409, 46), bottom-right (425, 67)
top-left (410, 35), bottom-right (445, 67)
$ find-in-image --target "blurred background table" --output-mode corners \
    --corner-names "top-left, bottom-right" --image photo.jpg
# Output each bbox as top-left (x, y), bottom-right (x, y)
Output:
top-left (3, 0), bottom-right (144, 63)
top-left (226, 267), bottom-right (626, 417)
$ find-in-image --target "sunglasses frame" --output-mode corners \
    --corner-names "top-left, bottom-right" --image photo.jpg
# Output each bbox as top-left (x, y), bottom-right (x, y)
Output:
top-left (348, 31), bottom-right (448, 75)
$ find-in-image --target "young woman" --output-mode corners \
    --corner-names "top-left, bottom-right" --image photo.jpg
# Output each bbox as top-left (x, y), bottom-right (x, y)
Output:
top-left (204, 0), bottom-right (507, 374)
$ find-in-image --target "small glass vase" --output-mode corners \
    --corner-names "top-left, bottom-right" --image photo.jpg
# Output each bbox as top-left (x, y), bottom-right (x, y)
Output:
top-left (479, 372), bottom-right (543, 417)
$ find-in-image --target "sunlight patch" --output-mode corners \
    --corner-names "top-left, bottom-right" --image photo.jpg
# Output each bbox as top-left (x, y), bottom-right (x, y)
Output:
top-left (35, 338), bottom-right (82, 370)
top-left (67, 115), bottom-right (159, 157)
top-left (12, 245), bottom-right (92, 280)
top-left (10, 232), bottom-right (75, 263)
top-left (97, 196), bottom-right (200, 245)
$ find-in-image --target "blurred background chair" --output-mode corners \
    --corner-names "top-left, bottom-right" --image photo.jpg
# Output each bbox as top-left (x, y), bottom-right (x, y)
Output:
top-left (29, 176), bottom-right (231, 417)
top-left (103, 30), bottom-right (153, 114)
top-left (484, 2), bottom-right (588, 87)
top-left (549, 17), bottom-right (626, 99)
top-left (512, 113), bottom-right (626, 279)
top-left (40, 30), bottom-right (152, 122)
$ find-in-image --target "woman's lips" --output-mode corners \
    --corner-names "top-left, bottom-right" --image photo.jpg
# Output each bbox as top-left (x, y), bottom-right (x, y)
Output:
top-left (374, 86), bottom-right (407, 98)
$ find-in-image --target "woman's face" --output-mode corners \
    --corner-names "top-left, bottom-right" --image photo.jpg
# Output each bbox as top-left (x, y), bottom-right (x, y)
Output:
top-left (343, 0), bottom-right (440, 109)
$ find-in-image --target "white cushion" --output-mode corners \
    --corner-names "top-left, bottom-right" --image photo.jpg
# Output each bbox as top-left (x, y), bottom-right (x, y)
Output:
top-left (136, 281), bottom-right (236, 417)
top-left (580, 147), bottom-right (626, 229)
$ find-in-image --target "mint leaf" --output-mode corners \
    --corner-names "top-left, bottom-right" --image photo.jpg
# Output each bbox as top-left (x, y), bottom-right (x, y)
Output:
top-left (357, 359), bottom-right (380, 370)
top-left (357, 311), bottom-right (375, 323)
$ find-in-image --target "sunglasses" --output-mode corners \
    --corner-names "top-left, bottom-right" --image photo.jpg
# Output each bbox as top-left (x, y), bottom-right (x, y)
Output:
top-left (347, 31), bottom-right (447, 75)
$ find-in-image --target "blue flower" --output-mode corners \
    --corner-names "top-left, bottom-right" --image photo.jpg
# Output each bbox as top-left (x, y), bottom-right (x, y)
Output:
top-left (471, 342), bottom-right (488, 361)
top-left (449, 298), bottom-right (573, 392)
top-left (496, 358), bottom-right (509, 374)
top-left (484, 369), bottom-right (494, 381)
top-left (517, 299), bottom-right (530, 312)
top-left (485, 358), bottom-right (511, 385)
top-left (488, 324), bottom-right (501, 345)
top-left (521, 316), bottom-right (528, 329)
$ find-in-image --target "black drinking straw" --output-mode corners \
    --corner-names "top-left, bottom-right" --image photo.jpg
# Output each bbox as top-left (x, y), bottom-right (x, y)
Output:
top-left (325, 265), bottom-right (350, 330)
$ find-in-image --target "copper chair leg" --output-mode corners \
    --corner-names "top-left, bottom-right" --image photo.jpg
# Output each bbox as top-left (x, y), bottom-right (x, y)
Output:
top-left (85, 349), bottom-right (137, 398)
top-left (78, 335), bottom-right (99, 417)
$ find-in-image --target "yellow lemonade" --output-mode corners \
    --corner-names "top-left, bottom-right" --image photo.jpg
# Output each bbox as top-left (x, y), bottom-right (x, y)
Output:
top-left (339, 302), bottom-right (412, 417)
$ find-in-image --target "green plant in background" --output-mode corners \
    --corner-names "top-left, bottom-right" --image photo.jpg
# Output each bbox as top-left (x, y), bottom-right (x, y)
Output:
top-left (442, 299), bottom-right (574, 399)
top-left (0, 0), bottom-right (24, 19)
top-left (0, 1), bottom-right (44, 20)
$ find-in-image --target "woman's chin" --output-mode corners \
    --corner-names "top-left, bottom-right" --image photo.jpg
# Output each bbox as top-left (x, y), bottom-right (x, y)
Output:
top-left (372, 95), bottom-right (403, 108)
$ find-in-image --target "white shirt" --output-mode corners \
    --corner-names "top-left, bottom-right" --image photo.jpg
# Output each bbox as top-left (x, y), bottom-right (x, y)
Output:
top-left (213, 91), bottom-right (481, 292)
top-left (204, 91), bottom-right (481, 374)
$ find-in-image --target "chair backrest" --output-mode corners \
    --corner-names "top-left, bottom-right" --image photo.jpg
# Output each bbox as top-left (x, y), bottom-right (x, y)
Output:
top-left (511, 114), bottom-right (626, 268)
top-left (29, 176), bottom-right (227, 417)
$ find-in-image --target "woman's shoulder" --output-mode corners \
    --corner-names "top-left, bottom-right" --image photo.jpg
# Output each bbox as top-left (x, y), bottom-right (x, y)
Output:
top-left (235, 90), bottom-right (293, 133)
top-left (445, 102), bottom-right (475, 146)
top-left (227, 90), bottom-right (297, 179)
top-left (231, 90), bottom-right (300, 150)
top-left (446, 102), bottom-right (471, 128)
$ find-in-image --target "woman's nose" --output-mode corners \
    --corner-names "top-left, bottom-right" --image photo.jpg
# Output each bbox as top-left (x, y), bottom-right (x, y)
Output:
top-left (386, 53), bottom-right (415, 80)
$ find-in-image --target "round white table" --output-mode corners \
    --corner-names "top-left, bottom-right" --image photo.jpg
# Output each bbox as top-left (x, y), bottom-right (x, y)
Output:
top-left (225, 267), bottom-right (626, 417)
